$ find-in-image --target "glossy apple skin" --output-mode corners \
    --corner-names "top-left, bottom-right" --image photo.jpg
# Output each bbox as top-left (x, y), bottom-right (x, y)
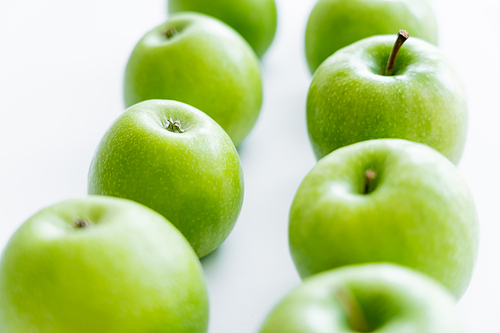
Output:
top-left (124, 12), bottom-right (262, 147)
top-left (259, 264), bottom-right (467, 333)
top-left (307, 36), bottom-right (467, 164)
top-left (168, 0), bottom-right (277, 57)
top-left (0, 196), bottom-right (208, 333)
top-left (305, 0), bottom-right (438, 73)
top-left (88, 100), bottom-right (244, 258)
top-left (289, 139), bottom-right (479, 299)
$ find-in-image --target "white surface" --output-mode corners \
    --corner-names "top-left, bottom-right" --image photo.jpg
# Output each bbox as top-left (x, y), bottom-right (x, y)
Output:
top-left (0, 0), bottom-right (499, 331)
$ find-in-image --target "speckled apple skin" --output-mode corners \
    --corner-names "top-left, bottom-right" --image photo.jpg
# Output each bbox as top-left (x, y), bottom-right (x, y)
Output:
top-left (0, 196), bottom-right (208, 333)
top-left (169, 0), bottom-right (277, 57)
top-left (124, 12), bottom-right (262, 147)
top-left (289, 139), bottom-right (479, 299)
top-left (307, 36), bottom-right (467, 164)
top-left (305, 0), bottom-right (438, 73)
top-left (260, 264), bottom-right (467, 333)
top-left (88, 100), bottom-right (244, 258)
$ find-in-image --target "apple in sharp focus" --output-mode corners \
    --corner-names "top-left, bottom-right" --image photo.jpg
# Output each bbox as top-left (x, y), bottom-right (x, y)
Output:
top-left (289, 139), bottom-right (479, 298)
top-left (259, 264), bottom-right (467, 333)
top-left (123, 12), bottom-right (263, 147)
top-left (88, 100), bottom-right (244, 258)
top-left (0, 196), bottom-right (208, 333)
top-left (168, 0), bottom-right (278, 58)
top-left (307, 32), bottom-right (468, 164)
top-left (305, 0), bottom-right (438, 73)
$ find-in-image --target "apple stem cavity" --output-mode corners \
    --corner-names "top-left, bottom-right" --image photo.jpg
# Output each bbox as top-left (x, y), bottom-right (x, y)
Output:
top-left (335, 288), bottom-right (371, 332)
top-left (74, 218), bottom-right (92, 229)
top-left (384, 30), bottom-right (409, 76)
top-left (165, 118), bottom-right (185, 133)
top-left (165, 28), bottom-right (177, 39)
top-left (364, 169), bottom-right (377, 194)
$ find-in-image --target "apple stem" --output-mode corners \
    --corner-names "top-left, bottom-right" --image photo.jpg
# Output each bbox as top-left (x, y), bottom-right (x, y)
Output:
top-left (165, 28), bottom-right (177, 39)
top-left (335, 288), bottom-right (371, 332)
top-left (364, 169), bottom-right (377, 194)
top-left (74, 218), bottom-right (92, 228)
top-left (384, 30), bottom-right (409, 76)
top-left (165, 118), bottom-right (185, 133)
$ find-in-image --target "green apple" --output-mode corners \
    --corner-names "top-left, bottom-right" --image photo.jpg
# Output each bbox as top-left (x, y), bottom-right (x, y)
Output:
top-left (307, 33), bottom-right (468, 164)
top-left (289, 139), bottom-right (479, 298)
top-left (124, 12), bottom-right (262, 147)
top-left (305, 0), bottom-right (438, 73)
top-left (88, 100), bottom-right (244, 258)
top-left (0, 196), bottom-right (208, 333)
top-left (259, 264), bottom-right (467, 333)
top-left (168, 0), bottom-right (278, 57)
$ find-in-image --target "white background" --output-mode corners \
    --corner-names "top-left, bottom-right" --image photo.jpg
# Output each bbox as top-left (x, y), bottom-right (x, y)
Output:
top-left (0, 0), bottom-right (499, 331)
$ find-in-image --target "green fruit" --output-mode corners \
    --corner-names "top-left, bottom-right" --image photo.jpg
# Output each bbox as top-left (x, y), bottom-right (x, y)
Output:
top-left (88, 100), bottom-right (244, 258)
top-left (124, 12), bottom-right (263, 146)
top-left (0, 196), bottom-right (208, 333)
top-left (289, 139), bottom-right (479, 298)
top-left (168, 0), bottom-right (278, 57)
top-left (305, 0), bottom-right (438, 73)
top-left (307, 34), bottom-right (467, 164)
top-left (259, 264), bottom-right (467, 333)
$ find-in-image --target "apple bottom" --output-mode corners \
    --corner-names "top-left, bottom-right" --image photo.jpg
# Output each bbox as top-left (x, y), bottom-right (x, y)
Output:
top-left (259, 264), bottom-right (466, 333)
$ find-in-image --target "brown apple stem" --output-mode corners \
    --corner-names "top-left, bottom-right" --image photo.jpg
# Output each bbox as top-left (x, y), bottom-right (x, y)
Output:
top-left (364, 169), bottom-right (377, 194)
top-left (165, 118), bottom-right (185, 133)
top-left (165, 27), bottom-right (177, 39)
top-left (74, 218), bottom-right (92, 228)
top-left (335, 288), bottom-right (371, 332)
top-left (384, 30), bottom-right (409, 76)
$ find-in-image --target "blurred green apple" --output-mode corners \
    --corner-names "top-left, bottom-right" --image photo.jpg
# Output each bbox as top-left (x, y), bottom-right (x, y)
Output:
top-left (124, 12), bottom-right (263, 146)
top-left (88, 100), bottom-right (244, 258)
top-left (259, 264), bottom-right (467, 333)
top-left (305, 0), bottom-right (438, 73)
top-left (289, 139), bottom-right (479, 298)
top-left (307, 34), bottom-right (467, 164)
top-left (0, 196), bottom-right (208, 333)
top-left (168, 0), bottom-right (278, 57)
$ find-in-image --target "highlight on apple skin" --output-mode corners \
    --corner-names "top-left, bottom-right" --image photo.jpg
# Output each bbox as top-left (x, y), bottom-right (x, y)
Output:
top-left (0, 196), bottom-right (209, 333)
top-left (259, 264), bottom-right (467, 333)
top-left (289, 139), bottom-right (479, 299)
top-left (305, 0), bottom-right (438, 74)
top-left (307, 34), bottom-right (468, 165)
top-left (168, 0), bottom-right (278, 58)
top-left (88, 100), bottom-right (244, 258)
top-left (123, 12), bottom-right (263, 147)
